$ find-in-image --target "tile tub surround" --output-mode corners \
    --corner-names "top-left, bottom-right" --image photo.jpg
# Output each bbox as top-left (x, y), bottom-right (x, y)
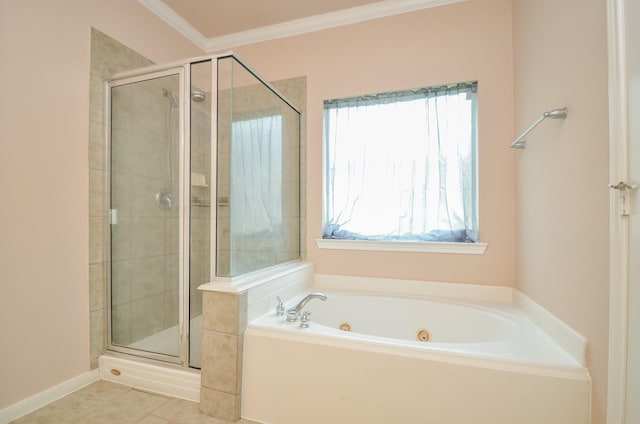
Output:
top-left (200, 291), bottom-right (247, 421)
top-left (198, 261), bottom-right (314, 421)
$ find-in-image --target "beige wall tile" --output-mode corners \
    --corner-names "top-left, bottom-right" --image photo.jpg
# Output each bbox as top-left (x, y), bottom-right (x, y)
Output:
top-left (199, 387), bottom-right (241, 422)
top-left (89, 217), bottom-right (106, 265)
top-left (90, 28), bottom-right (154, 78)
top-left (164, 290), bottom-right (179, 328)
top-left (89, 121), bottom-right (106, 171)
top-left (130, 256), bottom-right (168, 300)
top-left (202, 292), bottom-right (237, 333)
top-left (89, 263), bottom-right (106, 312)
top-left (90, 169), bottom-right (107, 218)
top-left (89, 73), bottom-right (106, 125)
top-left (110, 261), bottom-right (132, 306)
top-left (111, 302), bottom-right (132, 345)
top-left (130, 218), bottom-right (165, 259)
top-left (131, 294), bottom-right (166, 342)
top-left (90, 309), bottom-right (106, 363)
top-left (201, 329), bottom-right (240, 393)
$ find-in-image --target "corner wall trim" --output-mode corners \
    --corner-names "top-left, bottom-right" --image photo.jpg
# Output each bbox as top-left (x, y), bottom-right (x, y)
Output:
top-left (0, 370), bottom-right (100, 424)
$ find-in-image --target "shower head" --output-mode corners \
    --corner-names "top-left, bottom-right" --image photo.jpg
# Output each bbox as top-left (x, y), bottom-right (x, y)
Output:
top-left (162, 88), bottom-right (179, 107)
top-left (543, 107), bottom-right (568, 119)
top-left (163, 88), bottom-right (206, 104)
top-left (509, 107), bottom-right (568, 149)
top-left (191, 90), bottom-right (206, 102)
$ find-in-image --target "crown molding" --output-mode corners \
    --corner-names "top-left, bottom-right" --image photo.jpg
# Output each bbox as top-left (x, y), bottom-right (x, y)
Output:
top-left (139, 0), bottom-right (466, 53)
top-left (138, 0), bottom-right (209, 50)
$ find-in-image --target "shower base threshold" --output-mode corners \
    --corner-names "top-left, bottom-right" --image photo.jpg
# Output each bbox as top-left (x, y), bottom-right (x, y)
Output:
top-left (126, 314), bottom-right (202, 367)
top-left (99, 354), bottom-right (201, 402)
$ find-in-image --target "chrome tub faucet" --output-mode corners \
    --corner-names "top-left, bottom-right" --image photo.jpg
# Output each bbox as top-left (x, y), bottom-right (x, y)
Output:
top-left (286, 292), bottom-right (327, 322)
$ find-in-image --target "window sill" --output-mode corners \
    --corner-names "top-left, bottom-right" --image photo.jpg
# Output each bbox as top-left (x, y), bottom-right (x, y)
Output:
top-left (315, 239), bottom-right (488, 255)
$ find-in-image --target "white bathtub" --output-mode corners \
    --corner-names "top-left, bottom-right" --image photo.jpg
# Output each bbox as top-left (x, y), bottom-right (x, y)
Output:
top-left (242, 289), bottom-right (591, 424)
top-left (312, 293), bottom-right (522, 342)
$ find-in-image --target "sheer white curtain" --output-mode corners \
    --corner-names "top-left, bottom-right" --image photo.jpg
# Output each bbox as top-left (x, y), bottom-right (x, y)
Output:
top-left (323, 82), bottom-right (478, 242)
top-left (231, 115), bottom-right (282, 236)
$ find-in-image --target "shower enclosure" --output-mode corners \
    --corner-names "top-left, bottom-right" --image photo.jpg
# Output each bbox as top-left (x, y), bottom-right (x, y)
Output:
top-left (106, 54), bottom-right (301, 368)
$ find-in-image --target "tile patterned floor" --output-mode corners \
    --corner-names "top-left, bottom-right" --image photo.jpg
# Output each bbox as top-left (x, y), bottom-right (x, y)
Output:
top-left (11, 380), bottom-right (259, 424)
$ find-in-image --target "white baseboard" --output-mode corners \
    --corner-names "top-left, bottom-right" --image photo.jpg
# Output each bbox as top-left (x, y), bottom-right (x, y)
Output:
top-left (0, 369), bottom-right (100, 424)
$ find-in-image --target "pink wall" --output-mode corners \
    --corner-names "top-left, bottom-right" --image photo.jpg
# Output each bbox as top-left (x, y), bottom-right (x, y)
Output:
top-left (512, 0), bottom-right (609, 422)
top-left (233, 0), bottom-right (516, 285)
top-left (0, 0), bottom-right (202, 409)
top-left (2, 0), bottom-right (609, 416)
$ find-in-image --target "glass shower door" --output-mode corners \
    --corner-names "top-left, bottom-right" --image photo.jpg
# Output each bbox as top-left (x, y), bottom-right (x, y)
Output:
top-left (108, 69), bottom-right (184, 361)
top-left (216, 56), bottom-right (301, 277)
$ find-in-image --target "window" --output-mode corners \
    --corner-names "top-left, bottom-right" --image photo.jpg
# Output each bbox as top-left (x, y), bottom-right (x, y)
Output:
top-left (323, 82), bottom-right (478, 244)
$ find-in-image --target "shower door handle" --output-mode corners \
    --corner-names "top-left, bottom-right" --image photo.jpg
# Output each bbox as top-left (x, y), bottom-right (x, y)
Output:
top-left (610, 182), bottom-right (637, 216)
top-left (109, 209), bottom-right (118, 225)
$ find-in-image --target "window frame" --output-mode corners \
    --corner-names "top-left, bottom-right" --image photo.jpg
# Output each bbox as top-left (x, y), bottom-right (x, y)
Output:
top-left (319, 82), bottom-right (485, 254)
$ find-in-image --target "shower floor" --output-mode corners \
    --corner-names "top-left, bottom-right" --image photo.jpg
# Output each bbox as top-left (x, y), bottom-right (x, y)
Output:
top-left (128, 314), bottom-right (202, 367)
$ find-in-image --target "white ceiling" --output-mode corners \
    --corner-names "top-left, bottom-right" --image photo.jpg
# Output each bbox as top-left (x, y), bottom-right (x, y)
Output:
top-left (138, 0), bottom-right (464, 52)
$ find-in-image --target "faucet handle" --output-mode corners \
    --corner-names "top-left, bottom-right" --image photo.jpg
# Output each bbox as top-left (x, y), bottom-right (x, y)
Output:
top-left (286, 309), bottom-right (298, 322)
top-left (299, 311), bottom-right (312, 328)
top-left (275, 296), bottom-right (285, 316)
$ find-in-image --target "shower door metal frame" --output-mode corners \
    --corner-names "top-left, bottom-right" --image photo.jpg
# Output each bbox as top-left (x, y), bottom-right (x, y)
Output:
top-left (103, 52), bottom-right (301, 367)
top-left (105, 65), bottom-right (192, 366)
